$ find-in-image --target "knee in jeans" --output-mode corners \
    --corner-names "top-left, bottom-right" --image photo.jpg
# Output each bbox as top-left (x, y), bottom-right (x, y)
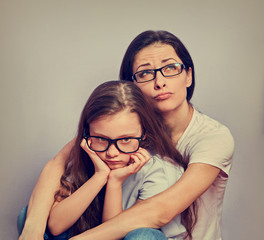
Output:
top-left (17, 206), bottom-right (28, 235)
top-left (123, 228), bottom-right (167, 240)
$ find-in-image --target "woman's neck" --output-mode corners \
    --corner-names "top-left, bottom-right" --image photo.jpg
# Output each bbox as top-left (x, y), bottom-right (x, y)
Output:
top-left (162, 101), bottom-right (193, 145)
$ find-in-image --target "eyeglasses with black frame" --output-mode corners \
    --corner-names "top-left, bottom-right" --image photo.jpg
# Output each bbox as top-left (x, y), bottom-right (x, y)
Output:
top-left (83, 129), bottom-right (145, 154)
top-left (132, 63), bottom-right (186, 83)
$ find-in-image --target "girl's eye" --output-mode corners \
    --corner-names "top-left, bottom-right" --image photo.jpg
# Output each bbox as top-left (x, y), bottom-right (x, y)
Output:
top-left (96, 137), bottom-right (107, 143)
top-left (120, 138), bottom-right (132, 144)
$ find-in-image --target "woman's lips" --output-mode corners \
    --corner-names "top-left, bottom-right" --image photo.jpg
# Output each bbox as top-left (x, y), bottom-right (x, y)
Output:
top-left (154, 92), bottom-right (172, 100)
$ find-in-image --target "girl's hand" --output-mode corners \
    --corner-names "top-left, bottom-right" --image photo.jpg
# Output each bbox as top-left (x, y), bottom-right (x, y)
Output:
top-left (80, 139), bottom-right (110, 177)
top-left (109, 148), bottom-right (151, 184)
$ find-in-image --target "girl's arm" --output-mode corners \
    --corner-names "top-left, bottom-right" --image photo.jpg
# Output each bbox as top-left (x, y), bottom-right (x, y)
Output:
top-left (103, 148), bottom-right (150, 222)
top-left (18, 139), bottom-right (74, 240)
top-left (48, 139), bottom-right (110, 236)
top-left (69, 163), bottom-right (220, 240)
top-left (102, 175), bottom-right (123, 222)
top-left (48, 172), bottom-right (108, 236)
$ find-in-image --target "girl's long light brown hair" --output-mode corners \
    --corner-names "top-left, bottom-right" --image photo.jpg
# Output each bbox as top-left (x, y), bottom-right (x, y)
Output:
top-left (55, 80), bottom-right (195, 238)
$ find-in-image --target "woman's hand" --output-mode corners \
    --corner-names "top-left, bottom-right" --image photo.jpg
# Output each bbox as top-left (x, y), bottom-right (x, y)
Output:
top-left (80, 139), bottom-right (110, 177)
top-left (109, 147), bottom-right (151, 184)
top-left (18, 228), bottom-right (44, 240)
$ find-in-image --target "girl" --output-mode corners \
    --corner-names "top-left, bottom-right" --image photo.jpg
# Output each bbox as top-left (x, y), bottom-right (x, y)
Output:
top-left (45, 81), bottom-right (194, 239)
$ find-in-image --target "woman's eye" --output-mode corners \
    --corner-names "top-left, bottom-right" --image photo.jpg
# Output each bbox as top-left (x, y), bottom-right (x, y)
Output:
top-left (138, 70), bottom-right (152, 78)
top-left (166, 64), bottom-right (177, 70)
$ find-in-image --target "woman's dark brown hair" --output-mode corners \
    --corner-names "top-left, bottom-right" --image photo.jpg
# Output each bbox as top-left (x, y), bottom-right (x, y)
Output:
top-left (119, 30), bottom-right (195, 102)
top-left (55, 80), bottom-right (194, 238)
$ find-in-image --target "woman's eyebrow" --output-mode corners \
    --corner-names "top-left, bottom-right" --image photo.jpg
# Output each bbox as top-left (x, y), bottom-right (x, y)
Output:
top-left (136, 63), bottom-right (151, 72)
top-left (161, 58), bottom-right (178, 63)
top-left (136, 58), bottom-right (179, 71)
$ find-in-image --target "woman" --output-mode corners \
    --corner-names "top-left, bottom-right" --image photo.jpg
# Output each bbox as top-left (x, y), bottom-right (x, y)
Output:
top-left (18, 30), bottom-right (234, 240)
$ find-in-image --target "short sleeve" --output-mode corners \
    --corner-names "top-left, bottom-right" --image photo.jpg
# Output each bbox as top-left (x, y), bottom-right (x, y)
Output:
top-left (188, 127), bottom-right (235, 176)
top-left (139, 156), bottom-right (183, 200)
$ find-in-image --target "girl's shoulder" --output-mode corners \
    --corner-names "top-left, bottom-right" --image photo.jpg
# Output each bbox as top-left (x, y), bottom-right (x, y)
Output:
top-left (140, 154), bottom-right (184, 184)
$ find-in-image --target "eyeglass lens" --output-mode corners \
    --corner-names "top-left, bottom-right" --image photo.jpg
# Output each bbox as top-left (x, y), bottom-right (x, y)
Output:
top-left (134, 63), bottom-right (183, 83)
top-left (88, 137), bottom-right (140, 153)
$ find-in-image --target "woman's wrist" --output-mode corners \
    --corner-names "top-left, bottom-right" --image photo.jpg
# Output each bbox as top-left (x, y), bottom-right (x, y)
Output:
top-left (19, 220), bottom-right (45, 240)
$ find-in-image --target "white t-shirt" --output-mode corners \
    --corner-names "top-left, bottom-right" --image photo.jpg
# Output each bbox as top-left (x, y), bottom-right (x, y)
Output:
top-left (122, 155), bottom-right (186, 240)
top-left (176, 108), bottom-right (235, 240)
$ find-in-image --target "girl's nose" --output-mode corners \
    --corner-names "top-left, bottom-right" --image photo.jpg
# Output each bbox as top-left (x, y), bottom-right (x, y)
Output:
top-left (106, 143), bottom-right (119, 157)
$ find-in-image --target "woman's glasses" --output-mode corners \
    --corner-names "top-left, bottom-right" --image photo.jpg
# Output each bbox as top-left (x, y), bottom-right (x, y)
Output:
top-left (132, 63), bottom-right (186, 83)
top-left (83, 129), bottom-right (145, 153)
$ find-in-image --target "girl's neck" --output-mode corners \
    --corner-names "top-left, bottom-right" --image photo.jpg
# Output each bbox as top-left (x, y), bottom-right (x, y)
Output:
top-left (162, 101), bottom-right (193, 145)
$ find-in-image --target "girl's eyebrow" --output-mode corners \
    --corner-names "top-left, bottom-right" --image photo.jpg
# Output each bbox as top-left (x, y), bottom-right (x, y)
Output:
top-left (136, 58), bottom-right (178, 71)
top-left (90, 131), bottom-right (140, 139)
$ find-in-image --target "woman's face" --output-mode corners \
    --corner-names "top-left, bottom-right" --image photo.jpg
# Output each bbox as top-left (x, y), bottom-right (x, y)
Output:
top-left (89, 110), bottom-right (143, 170)
top-left (133, 43), bottom-right (192, 114)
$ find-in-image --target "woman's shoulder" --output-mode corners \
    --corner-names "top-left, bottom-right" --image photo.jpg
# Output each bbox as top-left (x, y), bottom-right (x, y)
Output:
top-left (178, 108), bottom-right (235, 175)
top-left (179, 107), bottom-right (234, 148)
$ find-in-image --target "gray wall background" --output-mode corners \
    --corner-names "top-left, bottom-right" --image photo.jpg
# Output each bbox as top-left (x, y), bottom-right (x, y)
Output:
top-left (1, 0), bottom-right (263, 239)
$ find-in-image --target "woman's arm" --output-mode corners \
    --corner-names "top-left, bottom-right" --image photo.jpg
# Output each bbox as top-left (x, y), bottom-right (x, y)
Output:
top-left (18, 139), bottom-right (75, 240)
top-left (70, 163), bottom-right (220, 240)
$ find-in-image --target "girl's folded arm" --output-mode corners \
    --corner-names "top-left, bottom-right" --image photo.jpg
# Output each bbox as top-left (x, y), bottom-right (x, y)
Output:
top-left (48, 172), bottom-right (108, 236)
top-left (70, 163), bottom-right (220, 240)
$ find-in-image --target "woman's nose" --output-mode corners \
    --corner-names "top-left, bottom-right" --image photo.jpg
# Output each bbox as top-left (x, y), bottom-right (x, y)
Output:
top-left (154, 71), bottom-right (166, 90)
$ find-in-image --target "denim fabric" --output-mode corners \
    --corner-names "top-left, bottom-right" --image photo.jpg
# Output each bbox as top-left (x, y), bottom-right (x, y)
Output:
top-left (123, 228), bottom-right (168, 240)
top-left (17, 206), bottom-right (69, 240)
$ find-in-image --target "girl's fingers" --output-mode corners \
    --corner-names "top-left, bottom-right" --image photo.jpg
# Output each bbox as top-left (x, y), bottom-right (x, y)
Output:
top-left (81, 139), bottom-right (108, 167)
top-left (80, 139), bottom-right (91, 153)
top-left (131, 148), bottom-right (150, 165)
top-left (129, 149), bottom-right (150, 173)
top-left (81, 139), bottom-right (97, 157)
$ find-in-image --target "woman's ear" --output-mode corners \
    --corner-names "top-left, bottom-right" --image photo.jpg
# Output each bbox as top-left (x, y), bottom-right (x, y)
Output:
top-left (186, 67), bottom-right (192, 87)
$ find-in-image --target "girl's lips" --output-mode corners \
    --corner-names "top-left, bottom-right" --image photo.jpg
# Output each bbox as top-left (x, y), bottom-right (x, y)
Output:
top-left (154, 92), bottom-right (172, 100)
top-left (105, 160), bottom-right (122, 165)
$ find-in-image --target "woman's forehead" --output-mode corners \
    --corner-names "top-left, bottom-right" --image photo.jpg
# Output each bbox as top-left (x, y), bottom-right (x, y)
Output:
top-left (133, 44), bottom-right (180, 69)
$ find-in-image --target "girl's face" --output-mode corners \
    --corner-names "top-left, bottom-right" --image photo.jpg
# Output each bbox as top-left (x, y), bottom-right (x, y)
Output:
top-left (133, 43), bottom-right (192, 114)
top-left (89, 110), bottom-right (143, 170)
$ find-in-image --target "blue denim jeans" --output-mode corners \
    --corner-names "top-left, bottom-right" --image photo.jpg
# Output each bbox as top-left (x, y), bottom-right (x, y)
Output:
top-left (18, 207), bottom-right (167, 240)
top-left (17, 206), bottom-right (69, 240)
top-left (123, 228), bottom-right (167, 240)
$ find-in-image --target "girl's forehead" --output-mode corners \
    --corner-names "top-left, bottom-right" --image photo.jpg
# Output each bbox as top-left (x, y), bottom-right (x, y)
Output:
top-left (89, 110), bottom-right (142, 137)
